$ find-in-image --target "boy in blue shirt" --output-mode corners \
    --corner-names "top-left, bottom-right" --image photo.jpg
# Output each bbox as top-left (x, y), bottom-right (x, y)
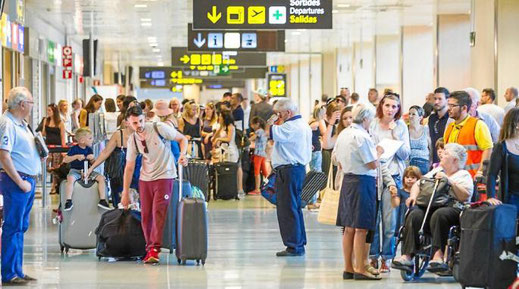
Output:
top-left (63, 127), bottom-right (109, 211)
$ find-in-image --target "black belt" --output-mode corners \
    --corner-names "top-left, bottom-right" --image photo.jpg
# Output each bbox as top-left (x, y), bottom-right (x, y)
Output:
top-left (276, 164), bottom-right (304, 170)
top-left (0, 170), bottom-right (38, 179)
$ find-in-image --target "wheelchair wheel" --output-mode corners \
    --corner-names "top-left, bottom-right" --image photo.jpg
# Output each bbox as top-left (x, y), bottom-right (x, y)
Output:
top-left (400, 270), bottom-right (415, 281)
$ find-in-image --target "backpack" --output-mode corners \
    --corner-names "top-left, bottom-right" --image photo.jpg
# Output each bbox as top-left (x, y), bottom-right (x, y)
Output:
top-left (235, 129), bottom-right (250, 149)
top-left (133, 122), bottom-right (167, 154)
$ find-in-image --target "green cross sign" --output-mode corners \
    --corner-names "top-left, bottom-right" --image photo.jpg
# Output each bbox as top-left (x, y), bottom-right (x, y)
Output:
top-left (273, 10), bottom-right (283, 20)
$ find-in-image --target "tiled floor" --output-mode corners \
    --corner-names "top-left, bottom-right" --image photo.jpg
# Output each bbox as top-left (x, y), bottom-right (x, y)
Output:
top-left (14, 194), bottom-right (465, 288)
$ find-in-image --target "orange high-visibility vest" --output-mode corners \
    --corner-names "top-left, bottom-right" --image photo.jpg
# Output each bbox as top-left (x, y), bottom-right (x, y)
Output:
top-left (444, 116), bottom-right (482, 178)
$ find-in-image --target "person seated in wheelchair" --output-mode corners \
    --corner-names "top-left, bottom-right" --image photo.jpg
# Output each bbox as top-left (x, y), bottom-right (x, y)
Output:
top-left (392, 143), bottom-right (474, 273)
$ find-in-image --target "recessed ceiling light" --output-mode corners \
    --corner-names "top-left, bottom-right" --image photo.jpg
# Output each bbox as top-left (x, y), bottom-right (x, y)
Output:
top-left (332, 10), bottom-right (339, 13)
top-left (157, 62), bottom-right (164, 66)
top-left (141, 22), bottom-right (152, 27)
top-left (147, 37), bottom-right (157, 42)
top-left (337, 4), bottom-right (350, 8)
top-left (134, 4), bottom-right (147, 8)
top-left (140, 18), bottom-right (152, 22)
top-left (152, 48), bottom-right (160, 53)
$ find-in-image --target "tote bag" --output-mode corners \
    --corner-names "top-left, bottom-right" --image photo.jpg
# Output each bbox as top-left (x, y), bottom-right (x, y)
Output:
top-left (317, 167), bottom-right (341, 225)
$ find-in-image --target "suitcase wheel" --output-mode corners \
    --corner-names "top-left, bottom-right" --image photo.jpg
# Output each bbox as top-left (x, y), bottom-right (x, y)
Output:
top-left (196, 259), bottom-right (200, 265)
top-left (177, 258), bottom-right (181, 264)
top-left (201, 259), bottom-right (206, 266)
top-left (181, 259), bottom-right (187, 265)
top-left (60, 245), bottom-right (64, 254)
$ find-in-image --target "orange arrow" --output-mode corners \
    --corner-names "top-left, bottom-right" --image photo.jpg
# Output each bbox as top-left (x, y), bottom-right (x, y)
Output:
top-left (207, 6), bottom-right (221, 24)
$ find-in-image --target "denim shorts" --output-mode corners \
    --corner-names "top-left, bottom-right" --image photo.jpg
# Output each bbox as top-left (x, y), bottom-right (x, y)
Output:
top-left (67, 169), bottom-right (100, 181)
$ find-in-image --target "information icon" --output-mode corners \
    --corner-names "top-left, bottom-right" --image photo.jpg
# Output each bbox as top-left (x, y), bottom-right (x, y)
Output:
top-left (208, 33), bottom-right (223, 48)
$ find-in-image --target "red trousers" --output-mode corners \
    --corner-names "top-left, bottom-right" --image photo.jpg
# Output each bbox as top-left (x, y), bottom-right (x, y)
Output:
top-left (138, 178), bottom-right (174, 251)
top-left (253, 155), bottom-right (268, 177)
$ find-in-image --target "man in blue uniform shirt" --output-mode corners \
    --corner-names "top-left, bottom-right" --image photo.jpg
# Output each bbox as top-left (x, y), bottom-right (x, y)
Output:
top-left (268, 99), bottom-right (312, 256)
top-left (0, 87), bottom-right (41, 285)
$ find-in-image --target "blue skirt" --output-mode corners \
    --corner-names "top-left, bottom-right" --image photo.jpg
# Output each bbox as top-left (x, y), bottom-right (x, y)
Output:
top-left (336, 173), bottom-right (377, 230)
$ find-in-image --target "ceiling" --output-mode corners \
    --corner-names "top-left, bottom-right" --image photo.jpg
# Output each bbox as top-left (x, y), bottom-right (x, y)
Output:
top-left (26, 0), bottom-right (470, 68)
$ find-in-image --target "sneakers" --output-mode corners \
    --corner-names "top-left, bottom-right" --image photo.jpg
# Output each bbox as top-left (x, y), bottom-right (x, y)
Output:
top-left (64, 200), bottom-right (73, 211)
top-left (379, 259), bottom-right (391, 273)
top-left (98, 199), bottom-right (110, 210)
top-left (143, 248), bottom-right (160, 264)
top-left (247, 190), bottom-right (260, 195)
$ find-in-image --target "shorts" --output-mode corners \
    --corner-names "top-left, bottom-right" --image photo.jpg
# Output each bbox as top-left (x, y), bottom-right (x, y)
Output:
top-left (68, 168), bottom-right (100, 181)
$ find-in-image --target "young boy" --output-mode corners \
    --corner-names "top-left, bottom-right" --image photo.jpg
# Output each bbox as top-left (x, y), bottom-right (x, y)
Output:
top-left (63, 127), bottom-right (109, 211)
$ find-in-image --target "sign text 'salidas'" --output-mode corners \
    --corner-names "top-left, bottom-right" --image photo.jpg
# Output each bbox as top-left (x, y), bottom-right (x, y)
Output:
top-left (289, 0), bottom-right (324, 24)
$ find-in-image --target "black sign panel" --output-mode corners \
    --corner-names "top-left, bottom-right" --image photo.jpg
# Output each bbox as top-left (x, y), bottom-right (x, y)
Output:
top-left (232, 67), bottom-right (268, 79)
top-left (187, 24), bottom-right (285, 52)
top-left (171, 47), bottom-right (266, 67)
top-left (193, 0), bottom-right (332, 29)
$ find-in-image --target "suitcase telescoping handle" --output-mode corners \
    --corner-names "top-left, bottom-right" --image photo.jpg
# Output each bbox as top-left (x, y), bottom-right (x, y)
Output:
top-left (83, 160), bottom-right (89, 184)
top-left (178, 161), bottom-right (183, 202)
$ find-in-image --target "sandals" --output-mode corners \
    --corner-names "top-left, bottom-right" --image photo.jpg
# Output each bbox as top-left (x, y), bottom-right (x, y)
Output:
top-left (391, 257), bottom-right (414, 272)
top-left (365, 265), bottom-right (380, 276)
top-left (353, 272), bottom-right (382, 280)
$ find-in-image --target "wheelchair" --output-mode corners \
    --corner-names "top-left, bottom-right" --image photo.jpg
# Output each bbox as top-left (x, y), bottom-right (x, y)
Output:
top-left (392, 208), bottom-right (461, 281)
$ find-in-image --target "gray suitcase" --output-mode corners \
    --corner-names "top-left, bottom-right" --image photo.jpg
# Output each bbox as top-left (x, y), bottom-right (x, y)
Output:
top-left (59, 178), bottom-right (110, 253)
top-left (175, 165), bottom-right (208, 265)
top-left (162, 179), bottom-right (192, 253)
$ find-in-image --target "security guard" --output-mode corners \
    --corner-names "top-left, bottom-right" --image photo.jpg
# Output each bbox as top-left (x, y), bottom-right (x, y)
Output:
top-left (0, 87), bottom-right (41, 286)
top-left (268, 98), bottom-right (312, 256)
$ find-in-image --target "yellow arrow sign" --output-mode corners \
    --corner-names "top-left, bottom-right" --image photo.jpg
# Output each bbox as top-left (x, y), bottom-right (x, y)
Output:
top-left (207, 6), bottom-right (221, 24)
top-left (180, 55), bottom-right (190, 64)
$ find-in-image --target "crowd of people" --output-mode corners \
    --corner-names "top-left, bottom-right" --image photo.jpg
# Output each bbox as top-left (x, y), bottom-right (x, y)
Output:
top-left (1, 83), bottom-right (519, 284)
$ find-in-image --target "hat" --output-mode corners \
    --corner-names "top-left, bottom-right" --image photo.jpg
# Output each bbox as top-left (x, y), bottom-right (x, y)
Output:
top-left (254, 88), bottom-right (269, 97)
top-left (151, 99), bottom-right (173, 117)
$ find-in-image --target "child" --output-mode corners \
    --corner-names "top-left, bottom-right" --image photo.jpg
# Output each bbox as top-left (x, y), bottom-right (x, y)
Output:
top-left (391, 166), bottom-right (422, 231)
top-left (63, 127), bottom-right (109, 211)
top-left (248, 117), bottom-right (268, 194)
top-left (432, 138), bottom-right (445, 169)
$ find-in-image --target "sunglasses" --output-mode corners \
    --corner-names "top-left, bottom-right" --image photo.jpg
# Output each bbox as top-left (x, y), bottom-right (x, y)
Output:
top-left (140, 139), bottom-right (149, 154)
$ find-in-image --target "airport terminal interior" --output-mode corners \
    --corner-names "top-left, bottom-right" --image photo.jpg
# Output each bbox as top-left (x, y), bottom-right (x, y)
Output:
top-left (0, 0), bottom-right (519, 288)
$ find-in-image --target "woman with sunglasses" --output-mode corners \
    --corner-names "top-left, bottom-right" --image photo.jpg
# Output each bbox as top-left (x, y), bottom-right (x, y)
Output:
top-left (368, 93), bottom-right (410, 273)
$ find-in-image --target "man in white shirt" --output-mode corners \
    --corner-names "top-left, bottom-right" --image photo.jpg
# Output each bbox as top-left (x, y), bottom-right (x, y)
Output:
top-left (267, 99), bottom-right (312, 257)
top-left (478, 88), bottom-right (505, 126)
top-left (504, 87), bottom-right (519, 113)
top-left (121, 105), bottom-right (188, 264)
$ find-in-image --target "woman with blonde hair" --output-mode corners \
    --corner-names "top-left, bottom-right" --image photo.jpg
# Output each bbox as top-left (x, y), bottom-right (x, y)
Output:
top-left (201, 102), bottom-right (218, 160)
top-left (179, 101), bottom-right (202, 158)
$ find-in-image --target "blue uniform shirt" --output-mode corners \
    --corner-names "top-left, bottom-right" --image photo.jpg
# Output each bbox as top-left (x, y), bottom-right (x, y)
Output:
top-left (0, 111), bottom-right (41, 175)
top-left (270, 115), bottom-right (312, 169)
top-left (67, 145), bottom-right (93, 170)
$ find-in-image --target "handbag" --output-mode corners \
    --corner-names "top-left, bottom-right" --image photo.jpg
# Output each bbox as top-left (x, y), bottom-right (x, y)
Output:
top-left (261, 171), bottom-right (277, 205)
top-left (317, 167), bottom-right (341, 225)
top-left (415, 176), bottom-right (453, 208)
top-left (105, 130), bottom-right (126, 182)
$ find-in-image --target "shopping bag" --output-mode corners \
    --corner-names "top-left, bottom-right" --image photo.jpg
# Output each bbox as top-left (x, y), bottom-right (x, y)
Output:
top-left (317, 166), bottom-right (340, 225)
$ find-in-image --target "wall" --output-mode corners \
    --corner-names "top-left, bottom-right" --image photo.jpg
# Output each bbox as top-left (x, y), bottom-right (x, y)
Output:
top-left (402, 25), bottom-right (434, 112)
top-left (438, 14), bottom-right (471, 91)
top-left (497, 0), bottom-right (519, 106)
top-left (376, 34), bottom-right (400, 100)
top-left (353, 41), bottom-right (374, 100)
top-left (470, 0), bottom-right (496, 91)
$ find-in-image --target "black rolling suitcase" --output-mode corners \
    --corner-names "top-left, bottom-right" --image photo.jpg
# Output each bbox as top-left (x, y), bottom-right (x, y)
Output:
top-left (213, 162), bottom-right (239, 200)
top-left (301, 171), bottom-right (327, 207)
top-left (186, 160), bottom-right (210, 201)
top-left (176, 164), bottom-right (208, 265)
top-left (454, 204), bottom-right (517, 289)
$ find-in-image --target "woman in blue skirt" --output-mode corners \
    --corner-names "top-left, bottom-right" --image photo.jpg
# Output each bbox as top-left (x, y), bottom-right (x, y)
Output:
top-left (334, 104), bottom-right (382, 281)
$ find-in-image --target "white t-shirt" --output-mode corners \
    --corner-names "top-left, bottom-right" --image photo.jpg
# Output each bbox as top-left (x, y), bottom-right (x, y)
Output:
top-left (126, 122), bottom-right (178, 181)
top-left (478, 104), bottom-right (505, 126)
top-left (334, 123), bottom-right (377, 177)
top-left (425, 167), bottom-right (474, 201)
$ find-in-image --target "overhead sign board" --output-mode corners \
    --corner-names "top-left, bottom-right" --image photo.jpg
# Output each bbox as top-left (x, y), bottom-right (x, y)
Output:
top-left (171, 47), bottom-right (266, 68)
top-left (268, 73), bottom-right (287, 97)
top-left (193, 0), bottom-right (332, 29)
top-left (187, 23), bottom-right (285, 52)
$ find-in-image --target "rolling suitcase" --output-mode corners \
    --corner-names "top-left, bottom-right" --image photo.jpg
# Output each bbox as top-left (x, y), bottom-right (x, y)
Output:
top-left (213, 162), bottom-right (239, 200)
top-left (454, 204), bottom-right (517, 289)
top-left (176, 164), bottom-right (208, 265)
top-left (59, 176), bottom-right (110, 253)
top-left (186, 160), bottom-right (210, 201)
top-left (162, 175), bottom-right (193, 253)
top-left (301, 171), bottom-right (327, 207)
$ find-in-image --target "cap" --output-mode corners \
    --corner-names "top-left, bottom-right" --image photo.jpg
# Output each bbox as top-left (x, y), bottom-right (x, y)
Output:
top-left (254, 88), bottom-right (269, 97)
top-left (151, 99), bottom-right (174, 117)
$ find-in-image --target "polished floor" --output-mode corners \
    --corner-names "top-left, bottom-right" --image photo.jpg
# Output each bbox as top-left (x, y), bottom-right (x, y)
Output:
top-left (12, 194), bottom-right (464, 288)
